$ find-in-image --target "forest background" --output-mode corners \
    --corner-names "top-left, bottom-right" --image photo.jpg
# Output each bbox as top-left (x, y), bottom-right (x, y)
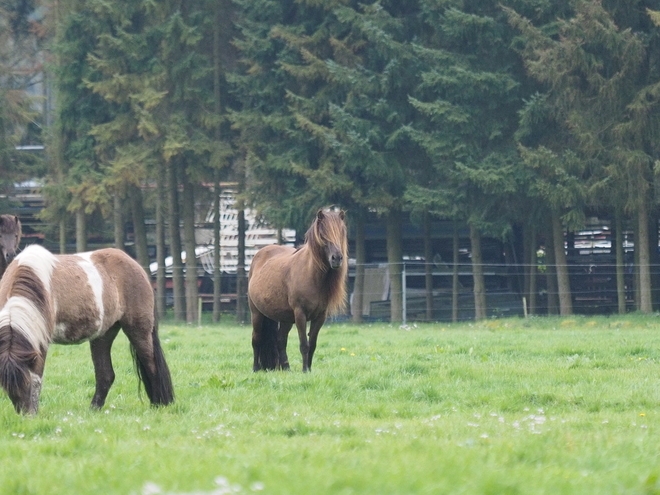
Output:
top-left (2, 0), bottom-right (660, 325)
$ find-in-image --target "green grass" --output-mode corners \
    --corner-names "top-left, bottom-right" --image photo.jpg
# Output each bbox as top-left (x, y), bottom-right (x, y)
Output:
top-left (3, 315), bottom-right (660, 494)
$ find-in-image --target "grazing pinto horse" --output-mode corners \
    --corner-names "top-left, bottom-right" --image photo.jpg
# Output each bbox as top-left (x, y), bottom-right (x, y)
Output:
top-left (0, 215), bottom-right (21, 279)
top-left (248, 208), bottom-right (348, 372)
top-left (0, 244), bottom-right (174, 414)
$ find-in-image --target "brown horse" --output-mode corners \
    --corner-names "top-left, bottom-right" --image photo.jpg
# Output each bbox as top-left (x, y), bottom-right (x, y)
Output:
top-left (0, 215), bottom-right (21, 279)
top-left (248, 208), bottom-right (348, 372)
top-left (0, 244), bottom-right (174, 414)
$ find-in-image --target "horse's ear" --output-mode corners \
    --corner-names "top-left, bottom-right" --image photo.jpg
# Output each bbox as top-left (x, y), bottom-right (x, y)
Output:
top-left (14, 216), bottom-right (19, 224)
top-left (339, 210), bottom-right (345, 220)
top-left (317, 209), bottom-right (325, 221)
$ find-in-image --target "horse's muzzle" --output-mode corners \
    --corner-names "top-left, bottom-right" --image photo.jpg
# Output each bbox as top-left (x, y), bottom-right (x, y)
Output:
top-left (330, 253), bottom-right (343, 269)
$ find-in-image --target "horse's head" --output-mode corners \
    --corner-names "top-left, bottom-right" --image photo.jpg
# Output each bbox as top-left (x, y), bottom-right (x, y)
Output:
top-left (310, 208), bottom-right (347, 270)
top-left (0, 215), bottom-right (22, 264)
top-left (5, 369), bottom-right (42, 415)
top-left (0, 325), bottom-right (43, 415)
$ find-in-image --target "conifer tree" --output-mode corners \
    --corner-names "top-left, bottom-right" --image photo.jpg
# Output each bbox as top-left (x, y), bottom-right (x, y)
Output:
top-left (230, 0), bottom-right (325, 234)
top-left (248, 1), bottom-right (425, 322)
top-left (84, 0), bottom-right (220, 322)
top-left (48, 0), bottom-right (114, 245)
top-left (508, 0), bottom-right (660, 313)
top-left (0, 0), bottom-right (46, 194)
top-left (407, 1), bottom-right (523, 319)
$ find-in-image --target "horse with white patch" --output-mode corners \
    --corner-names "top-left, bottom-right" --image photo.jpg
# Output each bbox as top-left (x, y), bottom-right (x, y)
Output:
top-left (0, 244), bottom-right (174, 414)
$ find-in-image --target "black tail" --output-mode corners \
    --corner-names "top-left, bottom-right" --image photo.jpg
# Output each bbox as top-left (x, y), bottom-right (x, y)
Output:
top-left (131, 318), bottom-right (174, 406)
top-left (255, 316), bottom-right (279, 371)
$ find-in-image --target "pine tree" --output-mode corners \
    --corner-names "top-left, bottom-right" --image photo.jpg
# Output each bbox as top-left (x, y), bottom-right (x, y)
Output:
top-left (269, 1), bottom-right (426, 322)
top-left (230, 0), bottom-right (309, 231)
top-left (84, 0), bottom-right (221, 322)
top-left (407, 1), bottom-right (524, 320)
top-left (508, 0), bottom-right (660, 313)
top-left (48, 0), bottom-right (119, 248)
top-left (0, 0), bottom-right (45, 194)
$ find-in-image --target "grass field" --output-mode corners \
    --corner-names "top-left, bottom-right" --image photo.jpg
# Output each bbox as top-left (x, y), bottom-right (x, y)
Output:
top-left (2, 315), bottom-right (660, 494)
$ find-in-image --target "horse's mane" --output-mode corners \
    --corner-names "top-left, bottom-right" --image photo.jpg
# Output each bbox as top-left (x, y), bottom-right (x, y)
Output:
top-left (0, 246), bottom-right (54, 353)
top-left (304, 209), bottom-right (348, 316)
top-left (0, 324), bottom-right (40, 400)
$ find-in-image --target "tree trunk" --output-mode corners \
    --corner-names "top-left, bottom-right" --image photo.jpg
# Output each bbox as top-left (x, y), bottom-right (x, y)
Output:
top-left (130, 185), bottom-right (149, 271)
top-left (213, 177), bottom-right (222, 323)
top-left (182, 179), bottom-right (199, 324)
top-left (236, 207), bottom-right (248, 324)
top-left (59, 217), bottom-right (67, 254)
top-left (113, 192), bottom-right (125, 250)
top-left (155, 165), bottom-right (167, 320)
top-left (545, 221), bottom-right (559, 315)
top-left (614, 209), bottom-right (626, 314)
top-left (452, 223), bottom-right (460, 322)
top-left (634, 221), bottom-right (641, 311)
top-left (528, 224), bottom-right (537, 315)
top-left (167, 159), bottom-right (186, 321)
top-left (352, 210), bottom-right (366, 323)
top-left (386, 209), bottom-right (403, 323)
top-left (523, 225), bottom-right (531, 304)
top-left (508, 226), bottom-right (524, 297)
top-left (423, 212), bottom-right (433, 321)
top-left (637, 205), bottom-right (652, 313)
top-left (76, 208), bottom-right (87, 252)
top-left (470, 224), bottom-right (487, 320)
top-left (552, 211), bottom-right (573, 315)
top-left (235, 162), bottom-right (248, 324)
top-left (650, 211), bottom-right (659, 310)
top-left (212, 5), bottom-right (224, 323)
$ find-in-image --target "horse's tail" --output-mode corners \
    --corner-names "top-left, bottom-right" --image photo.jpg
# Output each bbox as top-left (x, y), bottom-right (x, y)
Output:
top-left (255, 316), bottom-right (279, 371)
top-left (131, 315), bottom-right (174, 406)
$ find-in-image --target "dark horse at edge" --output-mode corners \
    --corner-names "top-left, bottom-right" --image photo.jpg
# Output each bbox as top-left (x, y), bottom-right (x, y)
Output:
top-left (0, 214), bottom-right (21, 279)
top-left (248, 208), bottom-right (348, 372)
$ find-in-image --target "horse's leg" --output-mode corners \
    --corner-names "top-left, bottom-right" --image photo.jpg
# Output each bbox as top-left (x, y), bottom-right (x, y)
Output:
top-left (307, 314), bottom-right (327, 372)
top-left (89, 324), bottom-right (120, 409)
top-left (294, 309), bottom-right (310, 372)
top-left (277, 322), bottom-right (293, 371)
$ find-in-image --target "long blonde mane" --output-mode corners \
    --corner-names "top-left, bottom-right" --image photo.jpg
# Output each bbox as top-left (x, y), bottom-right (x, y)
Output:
top-left (304, 209), bottom-right (348, 316)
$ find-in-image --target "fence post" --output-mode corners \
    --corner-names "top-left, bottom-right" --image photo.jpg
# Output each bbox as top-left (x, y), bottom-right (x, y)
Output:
top-left (402, 262), bottom-right (407, 326)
